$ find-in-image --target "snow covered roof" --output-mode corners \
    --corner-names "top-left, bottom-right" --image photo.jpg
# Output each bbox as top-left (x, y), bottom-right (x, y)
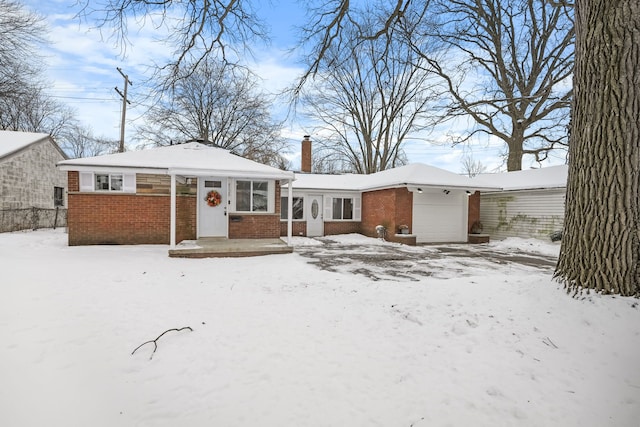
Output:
top-left (289, 163), bottom-right (501, 192)
top-left (58, 142), bottom-right (294, 180)
top-left (0, 130), bottom-right (55, 159)
top-left (476, 165), bottom-right (568, 191)
top-left (288, 173), bottom-right (369, 192)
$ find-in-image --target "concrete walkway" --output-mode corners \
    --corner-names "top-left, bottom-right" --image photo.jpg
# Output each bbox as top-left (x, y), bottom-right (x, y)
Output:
top-left (168, 237), bottom-right (293, 258)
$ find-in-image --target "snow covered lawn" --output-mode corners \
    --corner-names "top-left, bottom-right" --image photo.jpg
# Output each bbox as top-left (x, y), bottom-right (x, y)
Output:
top-left (1, 229), bottom-right (639, 426)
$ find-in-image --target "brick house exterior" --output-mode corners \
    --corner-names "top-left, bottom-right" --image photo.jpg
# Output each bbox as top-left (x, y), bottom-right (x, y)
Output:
top-left (281, 163), bottom-right (499, 245)
top-left (59, 143), bottom-right (295, 247)
top-left (66, 171), bottom-right (198, 245)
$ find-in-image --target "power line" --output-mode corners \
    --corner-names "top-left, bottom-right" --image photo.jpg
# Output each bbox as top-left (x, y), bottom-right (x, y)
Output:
top-left (47, 95), bottom-right (115, 101)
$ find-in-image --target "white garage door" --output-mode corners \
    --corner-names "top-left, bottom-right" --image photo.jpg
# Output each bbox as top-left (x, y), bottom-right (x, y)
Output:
top-left (412, 191), bottom-right (467, 243)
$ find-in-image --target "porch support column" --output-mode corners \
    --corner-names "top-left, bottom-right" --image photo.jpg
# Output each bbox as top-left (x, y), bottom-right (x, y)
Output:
top-left (170, 173), bottom-right (177, 249)
top-left (287, 178), bottom-right (293, 245)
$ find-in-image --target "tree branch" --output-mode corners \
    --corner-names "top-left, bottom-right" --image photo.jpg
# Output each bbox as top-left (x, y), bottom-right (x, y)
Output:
top-left (131, 326), bottom-right (193, 360)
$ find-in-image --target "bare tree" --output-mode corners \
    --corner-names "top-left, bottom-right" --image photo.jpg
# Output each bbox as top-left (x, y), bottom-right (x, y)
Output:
top-left (0, 76), bottom-right (77, 139)
top-left (407, 0), bottom-right (574, 171)
top-left (0, 0), bottom-right (45, 98)
top-left (76, 0), bottom-right (268, 88)
top-left (295, 0), bottom-right (420, 93)
top-left (296, 0), bottom-right (573, 171)
top-left (0, 0), bottom-right (81, 138)
top-left (460, 154), bottom-right (487, 178)
top-left (58, 124), bottom-right (119, 158)
top-left (136, 60), bottom-right (288, 167)
top-left (555, 0), bottom-right (639, 296)
top-left (300, 7), bottom-right (440, 174)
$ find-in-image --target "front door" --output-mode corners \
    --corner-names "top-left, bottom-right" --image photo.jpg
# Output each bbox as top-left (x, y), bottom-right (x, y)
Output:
top-left (306, 194), bottom-right (324, 237)
top-left (198, 177), bottom-right (227, 237)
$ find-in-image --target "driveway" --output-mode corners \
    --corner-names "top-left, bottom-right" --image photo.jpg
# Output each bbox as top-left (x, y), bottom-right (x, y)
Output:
top-left (294, 236), bottom-right (558, 282)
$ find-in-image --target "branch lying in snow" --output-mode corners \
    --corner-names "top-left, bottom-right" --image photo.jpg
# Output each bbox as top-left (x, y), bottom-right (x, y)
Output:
top-left (542, 336), bottom-right (558, 349)
top-left (131, 327), bottom-right (193, 360)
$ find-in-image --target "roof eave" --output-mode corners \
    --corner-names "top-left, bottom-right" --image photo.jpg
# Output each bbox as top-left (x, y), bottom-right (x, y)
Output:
top-left (363, 182), bottom-right (503, 192)
top-left (57, 163), bottom-right (166, 174)
top-left (168, 167), bottom-right (294, 180)
top-left (57, 163), bottom-right (295, 180)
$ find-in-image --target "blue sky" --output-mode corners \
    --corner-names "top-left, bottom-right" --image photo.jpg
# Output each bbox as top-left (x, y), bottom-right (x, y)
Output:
top-left (23, 0), bottom-right (566, 173)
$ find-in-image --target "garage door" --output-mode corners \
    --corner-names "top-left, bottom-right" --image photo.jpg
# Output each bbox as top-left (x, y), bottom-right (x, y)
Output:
top-left (412, 191), bottom-right (467, 243)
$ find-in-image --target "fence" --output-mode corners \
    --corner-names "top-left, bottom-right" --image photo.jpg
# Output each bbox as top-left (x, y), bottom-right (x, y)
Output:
top-left (0, 207), bottom-right (67, 233)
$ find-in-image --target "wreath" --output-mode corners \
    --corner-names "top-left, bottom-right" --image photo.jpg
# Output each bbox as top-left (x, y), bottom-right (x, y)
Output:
top-left (205, 190), bottom-right (222, 207)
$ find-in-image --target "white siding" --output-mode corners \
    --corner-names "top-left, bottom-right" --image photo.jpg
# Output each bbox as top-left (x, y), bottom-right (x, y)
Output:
top-left (413, 190), bottom-right (468, 243)
top-left (480, 189), bottom-right (565, 240)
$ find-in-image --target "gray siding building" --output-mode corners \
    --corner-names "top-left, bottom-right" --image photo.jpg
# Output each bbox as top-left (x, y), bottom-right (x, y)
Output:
top-left (1, 131), bottom-right (68, 231)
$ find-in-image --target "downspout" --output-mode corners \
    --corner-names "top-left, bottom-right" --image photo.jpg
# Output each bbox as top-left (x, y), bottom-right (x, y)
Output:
top-left (170, 174), bottom-right (176, 249)
top-left (287, 178), bottom-right (293, 245)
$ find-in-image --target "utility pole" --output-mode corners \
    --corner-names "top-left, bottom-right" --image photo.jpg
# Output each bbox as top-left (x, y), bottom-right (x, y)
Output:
top-left (115, 67), bottom-right (132, 153)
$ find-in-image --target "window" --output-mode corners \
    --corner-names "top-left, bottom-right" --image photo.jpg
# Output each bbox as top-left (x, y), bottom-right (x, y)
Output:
top-left (332, 197), bottom-right (354, 220)
top-left (95, 173), bottom-right (123, 191)
top-left (281, 197), bottom-right (304, 220)
top-left (54, 187), bottom-right (64, 207)
top-left (79, 172), bottom-right (135, 193)
top-left (235, 180), bottom-right (269, 212)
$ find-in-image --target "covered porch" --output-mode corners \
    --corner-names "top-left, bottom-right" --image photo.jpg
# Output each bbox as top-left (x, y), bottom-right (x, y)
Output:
top-left (168, 237), bottom-right (293, 258)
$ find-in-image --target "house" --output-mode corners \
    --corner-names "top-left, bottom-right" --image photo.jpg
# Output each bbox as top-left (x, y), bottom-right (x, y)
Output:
top-left (474, 165), bottom-right (568, 240)
top-left (280, 137), bottom-right (500, 244)
top-left (0, 131), bottom-right (68, 232)
top-left (57, 142), bottom-right (295, 248)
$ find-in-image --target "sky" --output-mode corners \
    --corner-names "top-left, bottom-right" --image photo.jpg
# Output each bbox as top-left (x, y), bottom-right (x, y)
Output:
top-left (22, 0), bottom-right (568, 173)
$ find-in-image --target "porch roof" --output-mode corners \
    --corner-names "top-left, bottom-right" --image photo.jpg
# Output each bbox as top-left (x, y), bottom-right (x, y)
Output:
top-left (287, 163), bottom-right (501, 192)
top-left (58, 142), bottom-right (294, 180)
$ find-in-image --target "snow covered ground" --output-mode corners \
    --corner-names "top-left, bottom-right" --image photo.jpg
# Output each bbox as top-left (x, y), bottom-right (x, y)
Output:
top-left (1, 229), bottom-right (639, 427)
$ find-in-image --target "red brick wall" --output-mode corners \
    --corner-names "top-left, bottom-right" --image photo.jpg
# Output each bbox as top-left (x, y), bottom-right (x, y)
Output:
top-left (229, 214), bottom-right (281, 238)
top-left (68, 171), bottom-right (79, 192)
top-left (176, 196), bottom-right (197, 242)
top-left (280, 221), bottom-right (307, 236)
top-left (324, 221), bottom-right (361, 235)
top-left (361, 188), bottom-right (413, 237)
top-left (68, 193), bottom-right (167, 245)
top-left (468, 191), bottom-right (480, 233)
top-left (67, 171), bottom-right (197, 245)
top-left (67, 193), bottom-right (197, 245)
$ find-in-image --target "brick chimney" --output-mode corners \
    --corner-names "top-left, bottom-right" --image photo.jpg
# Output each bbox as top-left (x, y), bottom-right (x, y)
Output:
top-left (301, 135), bottom-right (312, 173)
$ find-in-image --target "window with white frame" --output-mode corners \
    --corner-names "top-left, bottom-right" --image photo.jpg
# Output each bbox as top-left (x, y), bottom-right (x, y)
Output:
top-left (79, 171), bottom-right (135, 193)
top-left (235, 180), bottom-right (271, 212)
top-left (280, 196), bottom-right (304, 220)
top-left (95, 173), bottom-right (123, 191)
top-left (332, 197), bottom-right (354, 220)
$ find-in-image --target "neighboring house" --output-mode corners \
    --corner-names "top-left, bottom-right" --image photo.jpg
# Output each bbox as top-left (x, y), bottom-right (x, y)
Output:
top-left (57, 142), bottom-right (295, 247)
top-left (0, 131), bottom-right (68, 232)
top-left (281, 138), bottom-right (500, 244)
top-left (475, 165), bottom-right (568, 240)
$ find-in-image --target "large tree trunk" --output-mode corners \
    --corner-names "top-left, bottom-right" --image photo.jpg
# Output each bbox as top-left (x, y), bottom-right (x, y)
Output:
top-left (555, 0), bottom-right (640, 296)
top-left (506, 129), bottom-right (525, 171)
